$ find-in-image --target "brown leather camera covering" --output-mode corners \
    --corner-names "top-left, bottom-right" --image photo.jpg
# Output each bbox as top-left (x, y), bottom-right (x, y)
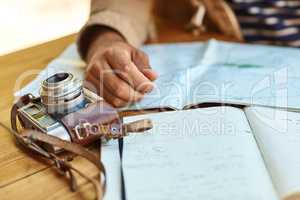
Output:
top-left (11, 94), bottom-right (122, 146)
top-left (60, 100), bottom-right (122, 145)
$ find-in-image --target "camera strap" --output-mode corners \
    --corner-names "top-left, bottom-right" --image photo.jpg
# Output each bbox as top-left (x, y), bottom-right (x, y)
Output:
top-left (8, 94), bottom-right (153, 200)
top-left (8, 94), bottom-right (106, 200)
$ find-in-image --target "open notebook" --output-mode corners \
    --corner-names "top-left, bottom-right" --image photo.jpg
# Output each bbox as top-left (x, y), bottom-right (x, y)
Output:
top-left (103, 106), bottom-right (300, 200)
top-left (15, 40), bottom-right (300, 111)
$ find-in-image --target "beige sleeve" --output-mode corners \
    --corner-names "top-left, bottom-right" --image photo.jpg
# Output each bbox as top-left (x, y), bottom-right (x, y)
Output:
top-left (77, 0), bottom-right (153, 58)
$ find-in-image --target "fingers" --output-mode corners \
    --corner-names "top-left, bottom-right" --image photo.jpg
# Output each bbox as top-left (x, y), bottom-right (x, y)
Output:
top-left (101, 86), bottom-right (129, 107)
top-left (132, 50), bottom-right (158, 81)
top-left (126, 62), bottom-right (155, 93)
top-left (105, 48), bottom-right (134, 86)
top-left (140, 68), bottom-right (158, 81)
top-left (85, 43), bottom-right (159, 108)
top-left (85, 72), bottom-right (129, 107)
top-left (105, 48), bottom-right (131, 72)
top-left (106, 48), bottom-right (156, 93)
top-left (87, 61), bottom-right (143, 103)
top-left (132, 50), bottom-right (150, 69)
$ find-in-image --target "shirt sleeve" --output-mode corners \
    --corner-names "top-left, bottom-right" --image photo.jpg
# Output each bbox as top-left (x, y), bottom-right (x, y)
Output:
top-left (77, 0), bottom-right (153, 59)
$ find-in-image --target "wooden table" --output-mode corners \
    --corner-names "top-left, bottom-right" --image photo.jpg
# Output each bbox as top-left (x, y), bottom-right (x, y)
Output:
top-left (0, 24), bottom-right (235, 199)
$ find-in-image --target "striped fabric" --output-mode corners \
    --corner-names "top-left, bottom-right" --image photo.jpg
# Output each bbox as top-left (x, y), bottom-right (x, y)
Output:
top-left (227, 0), bottom-right (300, 47)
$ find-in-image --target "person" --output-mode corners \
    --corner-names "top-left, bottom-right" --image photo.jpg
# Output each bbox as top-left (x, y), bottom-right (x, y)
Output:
top-left (77, 0), bottom-right (300, 107)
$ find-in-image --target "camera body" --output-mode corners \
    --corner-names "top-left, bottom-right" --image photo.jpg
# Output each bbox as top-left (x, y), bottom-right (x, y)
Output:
top-left (15, 73), bottom-right (122, 152)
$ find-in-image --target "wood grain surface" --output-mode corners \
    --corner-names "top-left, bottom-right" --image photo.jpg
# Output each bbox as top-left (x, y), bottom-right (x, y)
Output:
top-left (0, 22), bottom-right (235, 199)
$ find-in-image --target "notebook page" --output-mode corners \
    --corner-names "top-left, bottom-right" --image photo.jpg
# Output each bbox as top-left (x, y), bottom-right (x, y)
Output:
top-left (123, 107), bottom-right (278, 200)
top-left (245, 106), bottom-right (300, 200)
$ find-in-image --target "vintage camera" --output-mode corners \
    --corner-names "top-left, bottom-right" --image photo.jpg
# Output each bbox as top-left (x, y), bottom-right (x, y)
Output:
top-left (15, 72), bottom-right (122, 152)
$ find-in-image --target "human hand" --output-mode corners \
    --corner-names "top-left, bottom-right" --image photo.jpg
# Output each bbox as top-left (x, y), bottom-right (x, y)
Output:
top-left (84, 28), bottom-right (158, 107)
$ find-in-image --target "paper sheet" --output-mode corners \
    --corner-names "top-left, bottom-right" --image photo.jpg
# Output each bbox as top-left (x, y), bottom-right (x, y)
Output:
top-left (131, 41), bottom-right (300, 110)
top-left (186, 63), bottom-right (300, 108)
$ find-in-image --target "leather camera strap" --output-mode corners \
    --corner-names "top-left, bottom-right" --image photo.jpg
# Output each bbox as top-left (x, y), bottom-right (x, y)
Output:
top-left (1, 121), bottom-right (106, 200)
top-left (7, 94), bottom-right (106, 199)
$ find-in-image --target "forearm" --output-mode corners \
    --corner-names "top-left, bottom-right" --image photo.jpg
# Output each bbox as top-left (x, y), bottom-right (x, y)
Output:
top-left (77, 0), bottom-right (153, 60)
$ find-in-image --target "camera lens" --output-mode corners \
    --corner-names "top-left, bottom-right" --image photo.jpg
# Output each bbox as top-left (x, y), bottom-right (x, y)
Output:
top-left (46, 73), bottom-right (69, 84)
top-left (40, 72), bottom-right (84, 115)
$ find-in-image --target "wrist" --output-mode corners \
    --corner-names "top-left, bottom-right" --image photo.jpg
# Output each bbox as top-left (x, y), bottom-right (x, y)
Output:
top-left (94, 28), bottom-right (124, 43)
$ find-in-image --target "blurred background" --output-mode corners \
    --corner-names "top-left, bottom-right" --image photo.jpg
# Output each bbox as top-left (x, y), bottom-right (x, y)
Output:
top-left (0, 0), bottom-right (90, 56)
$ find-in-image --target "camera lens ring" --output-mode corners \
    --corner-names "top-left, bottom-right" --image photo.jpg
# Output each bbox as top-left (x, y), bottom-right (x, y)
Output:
top-left (45, 73), bottom-right (71, 85)
top-left (40, 72), bottom-right (84, 114)
top-left (41, 73), bottom-right (81, 97)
